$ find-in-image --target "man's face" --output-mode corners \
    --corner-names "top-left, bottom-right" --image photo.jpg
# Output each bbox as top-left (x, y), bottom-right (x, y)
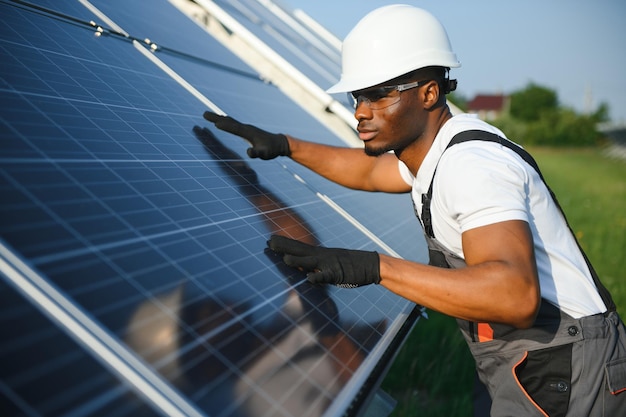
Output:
top-left (352, 80), bottom-right (427, 157)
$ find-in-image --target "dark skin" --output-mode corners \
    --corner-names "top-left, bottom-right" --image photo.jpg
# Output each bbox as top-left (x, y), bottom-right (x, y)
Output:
top-left (284, 78), bottom-right (541, 328)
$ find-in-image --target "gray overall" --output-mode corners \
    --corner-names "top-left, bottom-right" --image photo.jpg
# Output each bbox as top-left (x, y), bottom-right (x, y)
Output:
top-left (418, 130), bottom-right (626, 416)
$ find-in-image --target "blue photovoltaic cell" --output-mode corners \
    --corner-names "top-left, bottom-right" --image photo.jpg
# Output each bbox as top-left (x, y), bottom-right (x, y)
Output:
top-left (0, 1), bottom-right (424, 416)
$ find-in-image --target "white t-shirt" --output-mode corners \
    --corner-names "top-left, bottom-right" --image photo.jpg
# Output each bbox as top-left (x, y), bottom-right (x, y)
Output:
top-left (398, 114), bottom-right (606, 318)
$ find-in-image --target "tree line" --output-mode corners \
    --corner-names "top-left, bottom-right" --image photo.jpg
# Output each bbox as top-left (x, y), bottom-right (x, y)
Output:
top-left (451, 82), bottom-right (610, 147)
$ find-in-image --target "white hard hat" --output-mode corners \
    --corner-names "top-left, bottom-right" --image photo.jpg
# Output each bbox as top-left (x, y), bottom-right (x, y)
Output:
top-left (327, 4), bottom-right (461, 94)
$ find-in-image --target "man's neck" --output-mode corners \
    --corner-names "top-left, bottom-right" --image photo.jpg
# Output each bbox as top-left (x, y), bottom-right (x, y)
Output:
top-left (396, 105), bottom-right (453, 176)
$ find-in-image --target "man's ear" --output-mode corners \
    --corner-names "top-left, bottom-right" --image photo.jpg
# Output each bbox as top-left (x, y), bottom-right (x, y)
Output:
top-left (423, 80), bottom-right (441, 110)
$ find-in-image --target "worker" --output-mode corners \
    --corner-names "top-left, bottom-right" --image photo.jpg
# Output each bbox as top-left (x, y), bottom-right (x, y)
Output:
top-left (203, 4), bottom-right (626, 416)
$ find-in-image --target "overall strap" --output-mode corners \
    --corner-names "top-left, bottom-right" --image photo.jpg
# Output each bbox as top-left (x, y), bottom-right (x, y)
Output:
top-left (421, 129), bottom-right (616, 312)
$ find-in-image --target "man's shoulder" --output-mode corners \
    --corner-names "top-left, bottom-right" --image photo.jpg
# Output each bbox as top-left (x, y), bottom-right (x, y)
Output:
top-left (419, 115), bottom-right (510, 187)
top-left (440, 114), bottom-right (506, 141)
top-left (436, 115), bottom-right (522, 167)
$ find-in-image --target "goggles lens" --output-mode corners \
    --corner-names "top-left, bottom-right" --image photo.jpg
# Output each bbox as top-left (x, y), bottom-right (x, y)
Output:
top-left (349, 80), bottom-right (427, 110)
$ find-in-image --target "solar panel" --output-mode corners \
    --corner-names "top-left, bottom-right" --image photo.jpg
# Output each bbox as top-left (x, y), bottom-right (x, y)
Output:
top-left (0, 1), bottom-right (426, 416)
top-left (198, 0), bottom-right (343, 90)
top-left (0, 278), bottom-right (157, 417)
top-left (171, 0), bottom-right (357, 128)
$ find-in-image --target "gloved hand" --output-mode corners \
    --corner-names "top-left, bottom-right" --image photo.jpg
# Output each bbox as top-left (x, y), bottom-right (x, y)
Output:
top-left (268, 235), bottom-right (380, 288)
top-left (203, 111), bottom-right (290, 160)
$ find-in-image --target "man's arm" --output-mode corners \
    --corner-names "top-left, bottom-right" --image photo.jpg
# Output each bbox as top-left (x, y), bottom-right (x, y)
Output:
top-left (268, 219), bottom-right (541, 329)
top-left (379, 219), bottom-right (541, 328)
top-left (203, 112), bottom-right (410, 194)
top-left (286, 135), bottom-right (411, 193)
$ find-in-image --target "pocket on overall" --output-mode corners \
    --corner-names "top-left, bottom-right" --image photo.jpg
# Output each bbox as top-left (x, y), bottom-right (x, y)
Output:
top-left (605, 314), bottom-right (626, 396)
top-left (606, 357), bottom-right (626, 395)
top-left (513, 344), bottom-right (573, 417)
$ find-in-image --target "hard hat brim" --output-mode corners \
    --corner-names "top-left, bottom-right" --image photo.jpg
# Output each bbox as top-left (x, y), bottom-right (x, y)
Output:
top-left (326, 77), bottom-right (379, 95)
top-left (326, 59), bottom-right (461, 95)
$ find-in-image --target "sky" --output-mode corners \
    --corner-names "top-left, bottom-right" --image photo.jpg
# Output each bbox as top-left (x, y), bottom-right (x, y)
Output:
top-left (283, 0), bottom-right (626, 124)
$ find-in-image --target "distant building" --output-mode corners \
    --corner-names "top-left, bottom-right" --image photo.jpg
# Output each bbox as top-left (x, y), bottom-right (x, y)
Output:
top-left (598, 122), bottom-right (626, 160)
top-left (467, 94), bottom-right (510, 121)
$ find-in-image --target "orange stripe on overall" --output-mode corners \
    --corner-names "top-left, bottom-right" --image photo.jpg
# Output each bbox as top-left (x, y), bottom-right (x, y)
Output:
top-left (477, 323), bottom-right (494, 342)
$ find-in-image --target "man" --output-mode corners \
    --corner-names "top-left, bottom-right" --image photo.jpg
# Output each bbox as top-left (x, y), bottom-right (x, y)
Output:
top-left (204, 4), bottom-right (625, 416)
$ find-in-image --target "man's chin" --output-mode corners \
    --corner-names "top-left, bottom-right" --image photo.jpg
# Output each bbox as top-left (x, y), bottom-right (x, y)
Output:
top-left (364, 145), bottom-right (388, 157)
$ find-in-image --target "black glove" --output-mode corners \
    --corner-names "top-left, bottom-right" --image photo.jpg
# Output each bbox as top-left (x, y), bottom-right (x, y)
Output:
top-left (203, 111), bottom-right (290, 160)
top-left (268, 235), bottom-right (380, 288)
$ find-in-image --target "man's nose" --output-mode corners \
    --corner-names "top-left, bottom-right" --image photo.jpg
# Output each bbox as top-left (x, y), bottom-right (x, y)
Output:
top-left (354, 99), bottom-right (373, 121)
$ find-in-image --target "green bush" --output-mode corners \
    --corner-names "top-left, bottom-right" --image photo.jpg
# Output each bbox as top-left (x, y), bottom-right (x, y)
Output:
top-left (489, 82), bottom-right (610, 147)
top-left (530, 109), bottom-right (602, 146)
top-left (509, 83), bottom-right (558, 122)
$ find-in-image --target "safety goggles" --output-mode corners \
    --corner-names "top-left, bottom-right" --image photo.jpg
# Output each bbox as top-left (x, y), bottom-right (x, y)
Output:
top-left (349, 80), bottom-right (428, 110)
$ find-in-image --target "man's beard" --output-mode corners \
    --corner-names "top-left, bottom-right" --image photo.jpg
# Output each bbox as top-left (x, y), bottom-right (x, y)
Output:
top-left (363, 135), bottom-right (415, 157)
top-left (364, 145), bottom-right (387, 157)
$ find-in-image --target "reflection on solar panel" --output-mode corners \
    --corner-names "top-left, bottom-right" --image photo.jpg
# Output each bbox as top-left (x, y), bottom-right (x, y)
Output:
top-left (0, 1), bottom-right (427, 416)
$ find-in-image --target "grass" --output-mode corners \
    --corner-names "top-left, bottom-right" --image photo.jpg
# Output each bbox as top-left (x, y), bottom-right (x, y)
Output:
top-left (380, 147), bottom-right (626, 416)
